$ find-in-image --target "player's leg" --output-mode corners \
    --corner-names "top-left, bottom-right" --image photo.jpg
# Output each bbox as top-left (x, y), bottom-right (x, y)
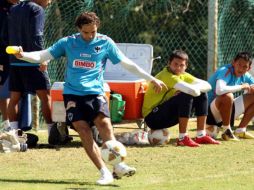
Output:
top-left (0, 82), bottom-right (10, 130)
top-left (7, 91), bottom-right (22, 130)
top-left (234, 94), bottom-right (254, 139)
top-left (64, 94), bottom-right (113, 185)
top-left (0, 64), bottom-right (10, 130)
top-left (209, 94), bottom-right (238, 141)
top-left (174, 93), bottom-right (200, 147)
top-left (72, 119), bottom-right (113, 185)
top-left (36, 89), bottom-right (52, 124)
top-left (215, 93), bottom-right (234, 126)
top-left (192, 93), bottom-right (220, 144)
top-left (25, 67), bottom-right (60, 144)
top-left (93, 97), bottom-right (136, 180)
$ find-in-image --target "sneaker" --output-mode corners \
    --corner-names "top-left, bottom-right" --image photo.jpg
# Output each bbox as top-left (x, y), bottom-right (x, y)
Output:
top-left (234, 131), bottom-right (254, 139)
top-left (194, 135), bottom-right (221, 144)
top-left (221, 129), bottom-right (239, 141)
top-left (177, 136), bottom-right (200, 147)
top-left (96, 173), bottom-right (114, 185)
top-left (113, 162), bottom-right (136, 179)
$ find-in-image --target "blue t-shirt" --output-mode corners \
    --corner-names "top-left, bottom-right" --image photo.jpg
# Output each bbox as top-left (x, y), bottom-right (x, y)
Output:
top-left (48, 33), bottom-right (125, 96)
top-left (208, 64), bottom-right (254, 103)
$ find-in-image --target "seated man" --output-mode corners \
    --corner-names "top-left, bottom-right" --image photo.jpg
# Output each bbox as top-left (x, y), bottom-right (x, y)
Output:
top-left (206, 51), bottom-right (254, 141)
top-left (142, 50), bottom-right (220, 147)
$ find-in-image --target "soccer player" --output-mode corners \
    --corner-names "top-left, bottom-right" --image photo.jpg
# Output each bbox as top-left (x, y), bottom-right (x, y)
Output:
top-left (7, 0), bottom-right (58, 141)
top-left (206, 52), bottom-right (254, 141)
top-left (142, 50), bottom-right (220, 147)
top-left (12, 12), bottom-right (167, 185)
top-left (0, 0), bottom-right (31, 131)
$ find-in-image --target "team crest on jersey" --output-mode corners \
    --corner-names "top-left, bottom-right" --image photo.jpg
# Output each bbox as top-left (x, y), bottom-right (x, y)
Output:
top-left (94, 46), bottom-right (101, 53)
top-left (73, 59), bottom-right (96, 69)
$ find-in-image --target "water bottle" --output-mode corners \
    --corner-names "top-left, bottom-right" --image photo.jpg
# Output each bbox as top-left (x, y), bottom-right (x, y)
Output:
top-left (6, 46), bottom-right (20, 54)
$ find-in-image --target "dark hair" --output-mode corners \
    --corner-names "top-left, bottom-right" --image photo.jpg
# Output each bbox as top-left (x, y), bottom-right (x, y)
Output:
top-left (75, 12), bottom-right (100, 29)
top-left (168, 50), bottom-right (189, 64)
top-left (233, 51), bottom-right (253, 66)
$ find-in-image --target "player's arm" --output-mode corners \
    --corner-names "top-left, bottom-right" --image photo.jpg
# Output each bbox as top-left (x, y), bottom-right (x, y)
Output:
top-left (215, 79), bottom-right (245, 95)
top-left (14, 48), bottom-right (53, 63)
top-left (191, 78), bottom-right (211, 93)
top-left (174, 81), bottom-right (201, 97)
top-left (120, 57), bottom-right (168, 93)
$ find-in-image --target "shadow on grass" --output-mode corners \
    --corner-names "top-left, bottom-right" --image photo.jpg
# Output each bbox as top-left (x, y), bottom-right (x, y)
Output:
top-left (0, 178), bottom-right (119, 188)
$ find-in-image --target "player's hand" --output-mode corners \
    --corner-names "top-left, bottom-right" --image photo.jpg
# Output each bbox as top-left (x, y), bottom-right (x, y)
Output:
top-left (13, 46), bottom-right (23, 59)
top-left (151, 79), bottom-right (168, 93)
top-left (39, 61), bottom-right (48, 71)
top-left (241, 83), bottom-right (251, 93)
top-left (249, 84), bottom-right (254, 94)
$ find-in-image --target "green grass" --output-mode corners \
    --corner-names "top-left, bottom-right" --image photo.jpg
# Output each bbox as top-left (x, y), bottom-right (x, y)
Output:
top-left (1, 120), bottom-right (254, 190)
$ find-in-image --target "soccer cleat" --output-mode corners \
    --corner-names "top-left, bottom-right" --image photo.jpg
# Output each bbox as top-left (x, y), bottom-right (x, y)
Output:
top-left (221, 129), bottom-right (239, 141)
top-left (96, 173), bottom-right (114, 185)
top-left (194, 135), bottom-right (221, 144)
top-left (234, 131), bottom-right (254, 139)
top-left (176, 136), bottom-right (200, 147)
top-left (112, 162), bottom-right (136, 179)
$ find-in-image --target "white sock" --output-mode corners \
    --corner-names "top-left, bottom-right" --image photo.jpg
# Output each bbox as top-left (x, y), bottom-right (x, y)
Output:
top-left (235, 127), bottom-right (246, 134)
top-left (100, 166), bottom-right (111, 176)
top-left (196, 130), bottom-right (206, 138)
top-left (222, 125), bottom-right (231, 133)
top-left (10, 121), bottom-right (18, 130)
top-left (179, 133), bottom-right (188, 140)
top-left (1, 120), bottom-right (10, 130)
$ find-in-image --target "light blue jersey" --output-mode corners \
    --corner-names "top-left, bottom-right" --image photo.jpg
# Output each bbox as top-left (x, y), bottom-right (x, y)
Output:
top-left (48, 33), bottom-right (125, 95)
top-left (208, 64), bottom-right (254, 103)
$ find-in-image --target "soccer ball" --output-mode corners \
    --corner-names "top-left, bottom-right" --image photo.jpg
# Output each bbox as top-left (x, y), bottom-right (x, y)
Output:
top-left (206, 125), bottom-right (220, 139)
top-left (148, 128), bottom-right (170, 145)
top-left (101, 140), bottom-right (127, 165)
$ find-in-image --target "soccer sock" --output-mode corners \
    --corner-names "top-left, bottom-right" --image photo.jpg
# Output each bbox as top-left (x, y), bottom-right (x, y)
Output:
top-left (235, 127), bottom-right (246, 134)
top-left (196, 130), bottom-right (206, 138)
top-left (100, 166), bottom-right (112, 176)
top-left (1, 120), bottom-right (10, 130)
top-left (10, 121), bottom-right (18, 130)
top-left (179, 133), bottom-right (188, 140)
top-left (222, 125), bottom-right (231, 133)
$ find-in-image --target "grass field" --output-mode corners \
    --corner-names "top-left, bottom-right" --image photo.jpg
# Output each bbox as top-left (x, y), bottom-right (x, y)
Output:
top-left (1, 119), bottom-right (254, 190)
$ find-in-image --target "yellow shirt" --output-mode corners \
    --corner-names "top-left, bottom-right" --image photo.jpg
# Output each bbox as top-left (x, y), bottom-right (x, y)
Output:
top-left (142, 67), bottom-right (196, 117)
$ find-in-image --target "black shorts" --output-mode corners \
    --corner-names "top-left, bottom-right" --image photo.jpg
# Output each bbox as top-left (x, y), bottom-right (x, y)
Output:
top-left (145, 92), bottom-right (208, 130)
top-left (206, 103), bottom-right (235, 128)
top-left (63, 94), bottom-right (110, 127)
top-left (9, 66), bottom-right (50, 93)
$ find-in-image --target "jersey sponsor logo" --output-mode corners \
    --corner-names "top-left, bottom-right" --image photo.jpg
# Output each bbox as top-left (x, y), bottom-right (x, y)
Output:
top-left (80, 53), bottom-right (91, 58)
top-left (73, 59), bottom-right (96, 69)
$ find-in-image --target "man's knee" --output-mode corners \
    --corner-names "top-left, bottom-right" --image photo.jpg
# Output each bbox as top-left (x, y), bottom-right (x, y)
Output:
top-left (218, 93), bottom-right (234, 105)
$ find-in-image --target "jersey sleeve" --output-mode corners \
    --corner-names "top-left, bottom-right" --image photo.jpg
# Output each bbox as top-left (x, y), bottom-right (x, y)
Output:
top-left (106, 37), bottom-right (125, 64)
top-left (215, 67), bottom-right (231, 83)
top-left (245, 72), bottom-right (254, 85)
top-left (48, 38), bottom-right (67, 59)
